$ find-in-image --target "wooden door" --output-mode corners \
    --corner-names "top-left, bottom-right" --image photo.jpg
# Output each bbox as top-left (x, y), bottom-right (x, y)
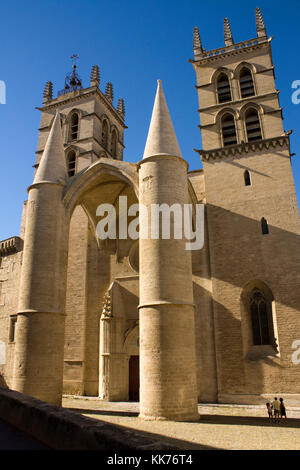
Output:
top-left (129, 355), bottom-right (140, 401)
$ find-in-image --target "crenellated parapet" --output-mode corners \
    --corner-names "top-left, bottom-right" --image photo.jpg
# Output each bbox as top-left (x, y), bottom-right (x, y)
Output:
top-left (0, 237), bottom-right (23, 256)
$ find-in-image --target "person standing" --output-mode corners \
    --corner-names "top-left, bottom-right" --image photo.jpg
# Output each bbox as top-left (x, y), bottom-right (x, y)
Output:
top-left (272, 397), bottom-right (281, 423)
top-left (280, 398), bottom-right (287, 422)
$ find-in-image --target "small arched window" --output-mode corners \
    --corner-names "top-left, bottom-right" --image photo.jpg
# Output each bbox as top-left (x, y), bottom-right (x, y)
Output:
top-left (261, 217), bottom-right (269, 235)
top-left (67, 151), bottom-right (76, 177)
top-left (239, 68), bottom-right (255, 98)
top-left (70, 113), bottom-right (79, 141)
top-left (221, 113), bottom-right (237, 146)
top-left (245, 109), bottom-right (262, 142)
top-left (217, 73), bottom-right (232, 103)
top-left (102, 120), bottom-right (109, 149)
top-left (249, 289), bottom-right (272, 345)
top-left (244, 170), bottom-right (251, 186)
top-left (111, 130), bottom-right (118, 158)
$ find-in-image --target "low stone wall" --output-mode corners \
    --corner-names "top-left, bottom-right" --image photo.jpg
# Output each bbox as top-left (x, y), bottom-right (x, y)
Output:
top-left (0, 388), bottom-right (177, 450)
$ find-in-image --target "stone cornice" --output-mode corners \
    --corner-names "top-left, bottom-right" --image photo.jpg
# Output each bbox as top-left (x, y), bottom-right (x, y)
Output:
top-left (195, 136), bottom-right (290, 162)
top-left (36, 86), bottom-right (125, 128)
top-left (195, 67), bottom-right (275, 90)
top-left (190, 36), bottom-right (271, 66)
top-left (198, 91), bottom-right (279, 114)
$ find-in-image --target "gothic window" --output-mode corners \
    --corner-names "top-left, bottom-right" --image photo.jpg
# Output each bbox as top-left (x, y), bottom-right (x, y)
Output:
top-left (67, 151), bottom-right (76, 177)
top-left (244, 170), bottom-right (251, 186)
top-left (111, 129), bottom-right (118, 158)
top-left (70, 113), bottom-right (79, 141)
top-left (102, 120), bottom-right (109, 149)
top-left (261, 217), bottom-right (269, 235)
top-left (221, 113), bottom-right (237, 146)
top-left (217, 73), bottom-right (232, 103)
top-left (245, 109), bottom-right (262, 142)
top-left (249, 289), bottom-right (272, 345)
top-left (239, 68), bottom-right (255, 98)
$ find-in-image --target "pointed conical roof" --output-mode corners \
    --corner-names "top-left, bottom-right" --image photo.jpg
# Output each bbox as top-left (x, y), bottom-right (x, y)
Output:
top-left (34, 111), bottom-right (68, 185)
top-left (143, 80), bottom-right (182, 160)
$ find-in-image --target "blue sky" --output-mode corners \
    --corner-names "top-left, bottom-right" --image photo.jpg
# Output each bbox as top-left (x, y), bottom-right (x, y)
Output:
top-left (0, 0), bottom-right (299, 240)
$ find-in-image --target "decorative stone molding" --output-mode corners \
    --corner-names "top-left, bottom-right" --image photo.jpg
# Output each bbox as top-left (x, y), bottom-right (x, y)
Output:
top-left (0, 237), bottom-right (23, 256)
top-left (101, 291), bottom-right (112, 319)
top-left (195, 136), bottom-right (290, 162)
top-left (192, 36), bottom-right (270, 65)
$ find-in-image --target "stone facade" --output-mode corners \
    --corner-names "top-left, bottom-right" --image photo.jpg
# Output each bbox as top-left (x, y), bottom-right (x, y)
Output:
top-left (0, 11), bottom-right (300, 417)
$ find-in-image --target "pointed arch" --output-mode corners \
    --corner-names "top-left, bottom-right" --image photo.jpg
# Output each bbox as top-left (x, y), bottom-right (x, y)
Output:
top-left (241, 280), bottom-right (278, 355)
top-left (69, 112), bottom-right (79, 141)
top-left (217, 72), bottom-right (232, 104)
top-left (239, 67), bottom-right (255, 98)
top-left (244, 170), bottom-right (251, 186)
top-left (261, 217), bottom-right (269, 235)
top-left (221, 112), bottom-right (238, 146)
top-left (66, 149), bottom-right (76, 177)
top-left (110, 128), bottom-right (118, 158)
top-left (245, 108), bottom-right (262, 142)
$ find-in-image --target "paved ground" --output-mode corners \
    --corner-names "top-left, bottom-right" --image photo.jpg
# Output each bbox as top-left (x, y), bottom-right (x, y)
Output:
top-left (0, 418), bottom-right (48, 450)
top-left (63, 396), bottom-right (300, 450)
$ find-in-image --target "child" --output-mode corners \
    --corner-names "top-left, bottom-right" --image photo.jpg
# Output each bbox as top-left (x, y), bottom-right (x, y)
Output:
top-left (279, 398), bottom-right (287, 421)
top-left (266, 402), bottom-right (273, 422)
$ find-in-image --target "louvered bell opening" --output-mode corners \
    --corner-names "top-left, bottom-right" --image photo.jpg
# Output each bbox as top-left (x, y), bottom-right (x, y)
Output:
top-left (222, 116), bottom-right (237, 146)
top-left (217, 76), bottom-right (232, 103)
top-left (240, 69), bottom-right (255, 98)
top-left (246, 112), bottom-right (262, 142)
top-left (68, 152), bottom-right (76, 177)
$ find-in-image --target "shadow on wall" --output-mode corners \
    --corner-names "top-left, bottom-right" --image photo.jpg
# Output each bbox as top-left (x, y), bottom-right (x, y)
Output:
top-left (198, 200), bottom-right (300, 399)
top-left (0, 375), bottom-right (8, 388)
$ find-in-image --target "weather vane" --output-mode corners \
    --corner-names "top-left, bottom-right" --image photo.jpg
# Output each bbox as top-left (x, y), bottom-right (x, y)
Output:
top-left (70, 54), bottom-right (79, 66)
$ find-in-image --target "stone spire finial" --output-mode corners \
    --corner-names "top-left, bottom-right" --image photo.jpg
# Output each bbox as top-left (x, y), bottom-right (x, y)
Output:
top-left (117, 98), bottom-right (125, 118)
top-left (33, 112), bottom-right (68, 186)
top-left (224, 17), bottom-right (234, 46)
top-left (193, 27), bottom-right (203, 53)
top-left (143, 80), bottom-right (182, 160)
top-left (43, 81), bottom-right (53, 104)
top-left (90, 65), bottom-right (100, 87)
top-left (105, 82), bottom-right (114, 103)
top-left (255, 7), bottom-right (267, 37)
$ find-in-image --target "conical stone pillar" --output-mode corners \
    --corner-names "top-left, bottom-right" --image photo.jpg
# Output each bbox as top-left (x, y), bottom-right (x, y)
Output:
top-left (12, 112), bottom-right (69, 405)
top-left (138, 81), bottom-right (199, 421)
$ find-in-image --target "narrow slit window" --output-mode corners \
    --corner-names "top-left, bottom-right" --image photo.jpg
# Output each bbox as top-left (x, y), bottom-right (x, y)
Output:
top-left (261, 217), bottom-right (269, 235)
top-left (239, 68), bottom-right (255, 98)
top-left (245, 109), bottom-right (262, 142)
top-left (67, 151), bottom-right (76, 177)
top-left (244, 170), bottom-right (251, 186)
top-left (221, 114), bottom-right (237, 146)
top-left (217, 74), bottom-right (232, 103)
top-left (70, 113), bottom-right (79, 140)
top-left (9, 315), bottom-right (17, 343)
top-left (111, 130), bottom-right (117, 158)
top-left (102, 120), bottom-right (108, 149)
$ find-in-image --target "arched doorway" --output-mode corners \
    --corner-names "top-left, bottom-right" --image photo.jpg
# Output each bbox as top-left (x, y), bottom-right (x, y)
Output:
top-left (124, 324), bottom-right (139, 401)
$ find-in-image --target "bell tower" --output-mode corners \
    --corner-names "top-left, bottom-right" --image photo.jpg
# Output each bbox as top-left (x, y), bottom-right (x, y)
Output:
top-left (190, 9), bottom-right (300, 403)
top-left (35, 57), bottom-right (126, 178)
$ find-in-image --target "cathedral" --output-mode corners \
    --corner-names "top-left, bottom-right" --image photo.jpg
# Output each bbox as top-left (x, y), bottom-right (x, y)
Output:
top-left (0, 8), bottom-right (299, 421)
